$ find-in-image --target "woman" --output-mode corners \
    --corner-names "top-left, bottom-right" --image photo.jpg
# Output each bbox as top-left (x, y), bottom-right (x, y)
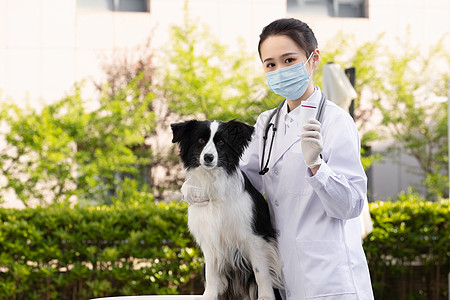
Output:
top-left (182, 18), bottom-right (374, 299)
top-left (239, 18), bottom-right (374, 299)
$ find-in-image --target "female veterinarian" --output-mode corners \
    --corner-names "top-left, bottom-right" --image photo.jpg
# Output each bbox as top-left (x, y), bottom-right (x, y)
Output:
top-left (239, 18), bottom-right (374, 299)
top-left (182, 18), bottom-right (374, 300)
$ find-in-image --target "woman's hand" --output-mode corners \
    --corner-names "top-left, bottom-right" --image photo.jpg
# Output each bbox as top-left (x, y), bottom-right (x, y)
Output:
top-left (181, 177), bottom-right (210, 206)
top-left (301, 119), bottom-right (323, 170)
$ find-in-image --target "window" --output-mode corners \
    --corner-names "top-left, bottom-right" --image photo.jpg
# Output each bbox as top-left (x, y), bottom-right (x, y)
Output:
top-left (287, 0), bottom-right (368, 18)
top-left (77, 0), bottom-right (150, 12)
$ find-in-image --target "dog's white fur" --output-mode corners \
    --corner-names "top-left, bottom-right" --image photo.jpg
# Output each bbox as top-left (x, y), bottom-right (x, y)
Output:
top-left (186, 121), bottom-right (283, 300)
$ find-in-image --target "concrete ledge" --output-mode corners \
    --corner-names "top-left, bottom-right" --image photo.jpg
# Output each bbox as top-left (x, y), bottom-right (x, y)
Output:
top-left (91, 296), bottom-right (201, 300)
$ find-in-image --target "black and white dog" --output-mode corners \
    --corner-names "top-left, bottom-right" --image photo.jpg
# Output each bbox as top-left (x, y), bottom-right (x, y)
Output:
top-left (171, 119), bottom-right (283, 300)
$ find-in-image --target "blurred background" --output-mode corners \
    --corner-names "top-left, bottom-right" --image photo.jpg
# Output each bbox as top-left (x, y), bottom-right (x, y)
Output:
top-left (1, 0), bottom-right (449, 206)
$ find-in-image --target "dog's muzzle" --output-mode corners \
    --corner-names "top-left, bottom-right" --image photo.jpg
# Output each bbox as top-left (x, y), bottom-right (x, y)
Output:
top-left (201, 153), bottom-right (216, 168)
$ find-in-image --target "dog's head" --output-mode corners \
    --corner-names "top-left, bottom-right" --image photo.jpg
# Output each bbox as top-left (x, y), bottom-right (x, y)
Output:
top-left (171, 120), bottom-right (254, 174)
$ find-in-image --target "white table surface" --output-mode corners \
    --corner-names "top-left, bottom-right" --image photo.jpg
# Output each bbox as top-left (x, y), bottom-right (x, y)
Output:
top-left (91, 296), bottom-right (201, 300)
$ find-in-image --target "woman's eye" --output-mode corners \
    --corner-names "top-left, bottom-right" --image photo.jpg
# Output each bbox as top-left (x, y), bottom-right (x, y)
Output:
top-left (285, 58), bottom-right (294, 63)
top-left (198, 138), bottom-right (205, 144)
top-left (266, 63), bottom-right (275, 68)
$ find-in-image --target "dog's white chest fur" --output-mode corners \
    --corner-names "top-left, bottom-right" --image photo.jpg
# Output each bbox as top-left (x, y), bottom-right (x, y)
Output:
top-left (187, 168), bottom-right (254, 261)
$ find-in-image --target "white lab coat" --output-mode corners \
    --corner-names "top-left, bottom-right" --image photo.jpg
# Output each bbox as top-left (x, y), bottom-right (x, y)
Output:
top-left (240, 87), bottom-right (374, 300)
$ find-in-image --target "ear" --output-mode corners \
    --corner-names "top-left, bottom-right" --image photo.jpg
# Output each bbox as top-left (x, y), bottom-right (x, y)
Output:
top-left (312, 49), bottom-right (320, 69)
top-left (223, 119), bottom-right (255, 149)
top-left (171, 120), bottom-right (198, 143)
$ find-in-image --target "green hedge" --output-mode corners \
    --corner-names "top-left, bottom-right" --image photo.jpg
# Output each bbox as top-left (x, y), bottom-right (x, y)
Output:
top-left (364, 196), bottom-right (449, 300)
top-left (0, 197), bottom-right (449, 299)
top-left (0, 202), bottom-right (203, 299)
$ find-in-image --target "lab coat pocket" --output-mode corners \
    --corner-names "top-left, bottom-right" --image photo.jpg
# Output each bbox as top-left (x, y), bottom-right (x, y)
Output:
top-left (296, 240), bottom-right (356, 298)
top-left (284, 152), bottom-right (313, 196)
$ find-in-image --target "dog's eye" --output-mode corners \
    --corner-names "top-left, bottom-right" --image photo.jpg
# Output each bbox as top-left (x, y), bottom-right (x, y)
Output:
top-left (198, 138), bottom-right (206, 145)
top-left (216, 140), bottom-right (224, 146)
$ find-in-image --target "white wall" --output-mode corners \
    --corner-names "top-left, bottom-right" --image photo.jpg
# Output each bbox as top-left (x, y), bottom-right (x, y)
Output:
top-left (289, 0), bottom-right (450, 53)
top-left (0, 0), bottom-right (155, 106)
top-left (150, 0), bottom-right (286, 52)
top-left (0, 0), bottom-right (285, 106)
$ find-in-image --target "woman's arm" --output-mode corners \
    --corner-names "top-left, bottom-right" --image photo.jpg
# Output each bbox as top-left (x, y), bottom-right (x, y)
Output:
top-left (306, 110), bottom-right (367, 220)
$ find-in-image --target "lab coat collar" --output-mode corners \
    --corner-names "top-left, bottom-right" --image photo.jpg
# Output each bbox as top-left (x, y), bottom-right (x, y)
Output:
top-left (271, 86), bottom-right (322, 168)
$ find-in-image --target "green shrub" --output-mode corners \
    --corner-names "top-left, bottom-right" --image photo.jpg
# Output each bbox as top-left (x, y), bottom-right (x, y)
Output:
top-left (364, 191), bottom-right (449, 300)
top-left (1, 195), bottom-right (448, 299)
top-left (0, 201), bottom-right (203, 299)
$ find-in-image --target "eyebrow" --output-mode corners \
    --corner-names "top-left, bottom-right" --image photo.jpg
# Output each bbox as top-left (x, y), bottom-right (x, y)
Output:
top-left (263, 52), bottom-right (299, 63)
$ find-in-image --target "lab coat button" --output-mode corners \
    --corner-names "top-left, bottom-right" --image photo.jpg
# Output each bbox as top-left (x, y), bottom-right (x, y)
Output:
top-left (275, 230), bottom-right (280, 237)
top-left (275, 200), bottom-right (279, 206)
top-left (287, 291), bottom-right (291, 297)
top-left (274, 169), bottom-right (279, 175)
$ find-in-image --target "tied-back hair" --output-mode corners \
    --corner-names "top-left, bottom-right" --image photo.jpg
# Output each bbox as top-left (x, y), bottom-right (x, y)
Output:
top-left (258, 18), bottom-right (318, 59)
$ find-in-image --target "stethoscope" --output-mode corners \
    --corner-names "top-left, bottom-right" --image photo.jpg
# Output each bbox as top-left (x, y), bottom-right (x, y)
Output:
top-left (259, 92), bottom-right (327, 175)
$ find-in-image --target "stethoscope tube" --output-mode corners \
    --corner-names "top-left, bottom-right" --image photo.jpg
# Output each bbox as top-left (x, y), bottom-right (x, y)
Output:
top-left (259, 93), bottom-right (326, 176)
top-left (259, 99), bottom-right (286, 175)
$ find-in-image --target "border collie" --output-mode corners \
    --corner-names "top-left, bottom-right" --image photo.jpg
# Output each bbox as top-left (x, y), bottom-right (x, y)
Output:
top-left (171, 119), bottom-right (283, 300)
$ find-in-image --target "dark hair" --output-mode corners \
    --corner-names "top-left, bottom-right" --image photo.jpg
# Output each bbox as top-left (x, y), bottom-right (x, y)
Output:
top-left (258, 18), bottom-right (318, 59)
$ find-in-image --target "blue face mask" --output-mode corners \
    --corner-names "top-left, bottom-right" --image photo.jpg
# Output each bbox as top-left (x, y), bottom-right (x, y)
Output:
top-left (265, 51), bottom-right (315, 100)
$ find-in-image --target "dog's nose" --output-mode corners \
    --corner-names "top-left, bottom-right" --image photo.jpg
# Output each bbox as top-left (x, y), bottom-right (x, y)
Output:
top-left (204, 154), bottom-right (214, 163)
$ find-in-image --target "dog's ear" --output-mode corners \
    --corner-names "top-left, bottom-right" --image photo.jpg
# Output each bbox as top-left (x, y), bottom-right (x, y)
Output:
top-left (223, 119), bottom-right (255, 150)
top-left (171, 120), bottom-right (198, 143)
top-left (171, 122), bottom-right (186, 143)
